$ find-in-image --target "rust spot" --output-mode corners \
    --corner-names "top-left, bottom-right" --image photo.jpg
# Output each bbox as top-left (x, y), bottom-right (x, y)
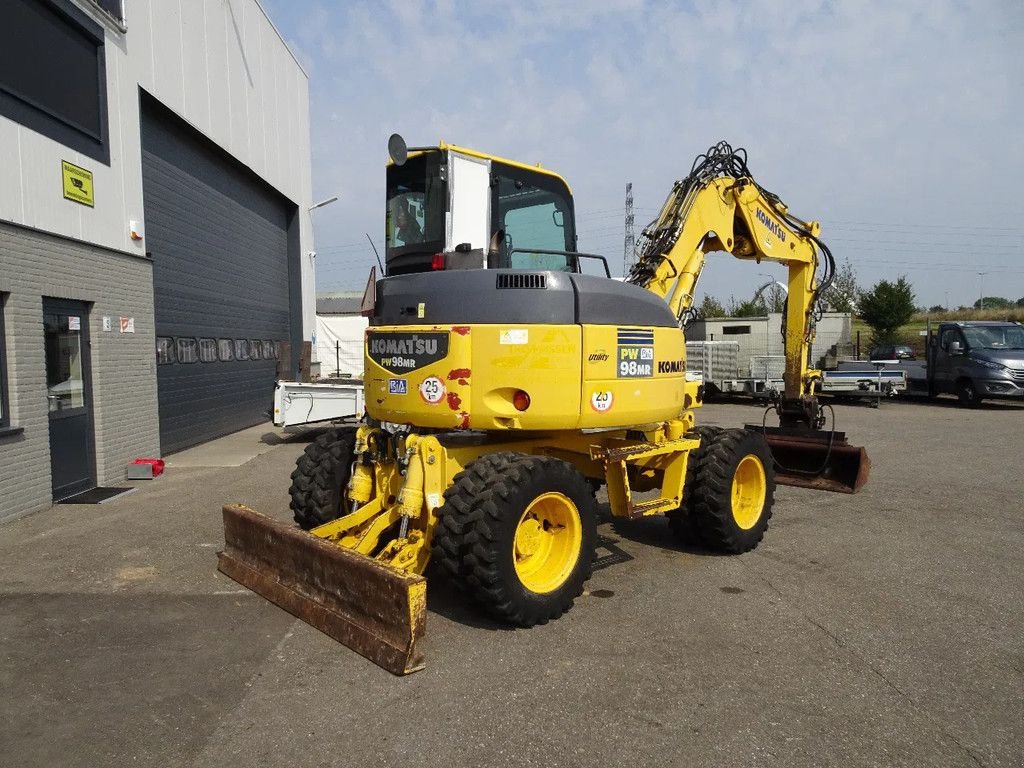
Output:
top-left (446, 392), bottom-right (462, 410)
top-left (456, 412), bottom-right (470, 429)
top-left (447, 368), bottom-right (471, 383)
top-left (684, 393), bottom-right (692, 408)
top-left (451, 326), bottom-right (471, 336)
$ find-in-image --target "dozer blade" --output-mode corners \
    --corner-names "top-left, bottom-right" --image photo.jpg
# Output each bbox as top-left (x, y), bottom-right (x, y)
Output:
top-left (217, 504), bottom-right (426, 675)
top-left (747, 426), bottom-right (870, 494)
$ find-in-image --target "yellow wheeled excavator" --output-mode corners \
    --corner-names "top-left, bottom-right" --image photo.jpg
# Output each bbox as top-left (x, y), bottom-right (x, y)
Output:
top-left (218, 138), bottom-right (869, 674)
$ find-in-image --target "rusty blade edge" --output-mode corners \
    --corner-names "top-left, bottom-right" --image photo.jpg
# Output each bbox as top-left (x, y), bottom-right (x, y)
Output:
top-left (218, 550), bottom-right (426, 675)
top-left (218, 504), bottom-right (426, 676)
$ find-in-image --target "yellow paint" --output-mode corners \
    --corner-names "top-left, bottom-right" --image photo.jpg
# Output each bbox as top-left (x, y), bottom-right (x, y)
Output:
top-left (730, 455), bottom-right (767, 530)
top-left (61, 161), bottom-right (94, 207)
top-left (365, 323), bottom-right (690, 432)
top-left (513, 492), bottom-right (582, 594)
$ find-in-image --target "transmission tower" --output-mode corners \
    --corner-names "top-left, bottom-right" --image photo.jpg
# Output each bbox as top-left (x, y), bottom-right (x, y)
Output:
top-left (623, 182), bottom-right (636, 274)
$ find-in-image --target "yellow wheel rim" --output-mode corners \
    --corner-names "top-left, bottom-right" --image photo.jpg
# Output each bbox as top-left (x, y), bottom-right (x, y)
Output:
top-left (731, 455), bottom-right (767, 530)
top-left (513, 492), bottom-right (582, 594)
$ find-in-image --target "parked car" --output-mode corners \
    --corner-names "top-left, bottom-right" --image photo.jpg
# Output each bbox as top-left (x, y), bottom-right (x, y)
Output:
top-left (925, 321), bottom-right (1024, 406)
top-left (869, 344), bottom-right (915, 361)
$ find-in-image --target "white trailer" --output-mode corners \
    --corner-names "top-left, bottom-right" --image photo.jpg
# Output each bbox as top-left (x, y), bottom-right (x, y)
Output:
top-left (686, 340), bottom-right (906, 403)
top-left (272, 380), bottom-right (365, 428)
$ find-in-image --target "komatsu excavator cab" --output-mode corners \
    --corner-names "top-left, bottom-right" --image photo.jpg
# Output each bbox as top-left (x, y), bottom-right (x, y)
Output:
top-left (384, 134), bottom-right (578, 275)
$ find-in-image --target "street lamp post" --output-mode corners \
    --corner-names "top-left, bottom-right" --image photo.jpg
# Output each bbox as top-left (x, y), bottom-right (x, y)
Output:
top-left (977, 272), bottom-right (988, 311)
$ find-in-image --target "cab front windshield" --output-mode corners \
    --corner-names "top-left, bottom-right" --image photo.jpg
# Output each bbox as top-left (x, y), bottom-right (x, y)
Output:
top-left (962, 325), bottom-right (1024, 350)
top-left (386, 153), bottom-right (445, 256)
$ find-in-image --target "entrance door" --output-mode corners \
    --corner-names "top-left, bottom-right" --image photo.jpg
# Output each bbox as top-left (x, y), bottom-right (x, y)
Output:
top-left (43, 299), bottom-right (95, 500)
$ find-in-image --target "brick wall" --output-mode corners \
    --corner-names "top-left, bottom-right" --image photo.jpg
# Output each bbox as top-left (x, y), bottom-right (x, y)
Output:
top-left (0, 221), bottom-right (159, 521)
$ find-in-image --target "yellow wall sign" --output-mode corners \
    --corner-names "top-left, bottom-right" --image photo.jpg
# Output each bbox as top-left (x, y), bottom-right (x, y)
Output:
top-left (62, 161), bottom-right (94, 207)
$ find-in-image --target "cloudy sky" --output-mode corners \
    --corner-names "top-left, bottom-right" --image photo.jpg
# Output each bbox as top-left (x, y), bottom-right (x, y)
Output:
top-left (262, 0), bottom-right (1023, 309)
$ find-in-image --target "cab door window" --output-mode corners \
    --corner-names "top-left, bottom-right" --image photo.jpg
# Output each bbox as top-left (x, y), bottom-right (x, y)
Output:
top-left (492, 164), bottom-right (575, 271)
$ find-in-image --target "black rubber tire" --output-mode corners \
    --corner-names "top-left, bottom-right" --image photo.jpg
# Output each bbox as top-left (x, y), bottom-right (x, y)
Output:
top-left (432, 452), bottom-right (518, 584)
top-left (957, 378), bottom-right (982, 408)
top-left (435, 452), bottom-right (597, 626)
top-left (667, 425), bottom-right (723, 545)
top-left (686, 428), bottom-right (776, 554)
top-left (289, 428), bottom-right (356, 530)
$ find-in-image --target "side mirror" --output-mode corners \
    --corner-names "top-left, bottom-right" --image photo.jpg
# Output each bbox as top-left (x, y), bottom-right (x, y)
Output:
top-left (388, 133), bottom-right (408, 166)
top-left (949, 340), bottom-right (963, 355)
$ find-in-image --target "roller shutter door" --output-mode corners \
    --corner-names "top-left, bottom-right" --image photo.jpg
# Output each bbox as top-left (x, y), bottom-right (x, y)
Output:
top-left (141, 96), bottom-right (295, 453)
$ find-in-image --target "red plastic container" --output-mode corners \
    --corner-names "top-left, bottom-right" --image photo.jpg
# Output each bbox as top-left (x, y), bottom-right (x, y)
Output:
top-left (131, 458), bottom-right (165, 477)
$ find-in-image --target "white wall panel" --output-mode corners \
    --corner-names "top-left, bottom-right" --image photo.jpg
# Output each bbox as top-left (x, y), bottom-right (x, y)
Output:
top-left (180, 0), bottom-right (211, 130)
top-left (244, 1), bottom-right (267, 175)
top-left (225, 0), bottom-right (251, 163)
top-left (0, 120), bottom-right (25, 223)
top-left (203, 0), bottom-right (231, 150)
top-left (149, 0), bottom-right (187, 117)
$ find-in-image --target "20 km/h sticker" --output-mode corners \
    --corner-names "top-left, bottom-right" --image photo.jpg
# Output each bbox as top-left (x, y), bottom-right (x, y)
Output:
top-left (590, 391), bottom-right (614, 412)
top-left (419, 376), bottom-right (445, 404)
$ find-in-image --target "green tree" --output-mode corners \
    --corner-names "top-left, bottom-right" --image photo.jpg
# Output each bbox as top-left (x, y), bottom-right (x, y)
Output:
top-left (974, 296), bottom-right (1012, 309)
top-left (927, 304), bottom-right (946, 313)
top-left (822, 257), bottom-right (859, 313)
top-left (727, 295), bottom-right (763, 317)
top-left (858, 276), bottom-right (916, 345)
top-left (696, 294), bottom-right (726, 318)
top-left (1017, 297), bottom-right (1024, 307)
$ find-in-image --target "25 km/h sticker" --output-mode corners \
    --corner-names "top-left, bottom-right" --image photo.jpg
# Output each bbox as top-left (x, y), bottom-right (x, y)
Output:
top-left (590, 390), bottom-right (614, 412)
top-left (419, 376), bottom-right (445, 404)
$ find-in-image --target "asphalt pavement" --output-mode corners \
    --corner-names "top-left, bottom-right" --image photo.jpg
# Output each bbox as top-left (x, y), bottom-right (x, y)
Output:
top-left (1, 399), bottom-right (1022, 767)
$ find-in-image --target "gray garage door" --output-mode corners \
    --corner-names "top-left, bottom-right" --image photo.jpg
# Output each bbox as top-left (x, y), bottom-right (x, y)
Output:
top-left (141, 94), bottom-right (299, 454)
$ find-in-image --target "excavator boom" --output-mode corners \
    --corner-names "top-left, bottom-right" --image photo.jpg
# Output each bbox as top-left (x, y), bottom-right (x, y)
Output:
top-left (628, 142), bottom-right (868, 492)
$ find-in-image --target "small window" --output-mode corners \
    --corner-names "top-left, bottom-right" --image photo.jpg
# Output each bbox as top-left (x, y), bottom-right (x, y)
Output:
top-left (262, 340), bottom-right (275, 360)
top-left (198, 338), bottom-right (217, 363)
top-left (722, 325), bottom-right (751, 336)
top-left (217, 339), bottom-right (234, 361)
top-left (0, 294), bottom-right (10, 429)
top-left (156, 336), bottom-right (176, 365)
top-left (89, 0), bottom-right (125, 26)
top-left (249, 340), bottom-right (262, 360)
top-left (234, 339), bottom-right (250, 361)
top-left (176, 337), bottom-right (199, 364)
top-left (0, 0), bottom-right (110, 164)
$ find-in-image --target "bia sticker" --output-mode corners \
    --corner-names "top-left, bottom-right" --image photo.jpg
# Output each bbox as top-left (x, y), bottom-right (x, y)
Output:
top-left (590, 391), bottom-right (614, 412)
top-left (419, 376), bottom-right (445, 404)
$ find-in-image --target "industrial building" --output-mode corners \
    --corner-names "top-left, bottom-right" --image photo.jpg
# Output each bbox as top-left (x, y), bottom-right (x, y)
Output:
top-left (0, 0), bottom-right (315, 519)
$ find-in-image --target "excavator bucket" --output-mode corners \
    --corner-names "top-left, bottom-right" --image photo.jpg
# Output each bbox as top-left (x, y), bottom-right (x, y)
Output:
top-left (749, 426), bottom-right (870, 494)
top-left (217, 504), bottom-right (426, 675)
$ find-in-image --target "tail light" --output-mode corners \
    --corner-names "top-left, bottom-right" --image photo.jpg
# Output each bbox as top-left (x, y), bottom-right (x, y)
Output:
top-left (431, 253), bottom-right (445, 270)
top-left (513, 390), bottom-right (531, 411)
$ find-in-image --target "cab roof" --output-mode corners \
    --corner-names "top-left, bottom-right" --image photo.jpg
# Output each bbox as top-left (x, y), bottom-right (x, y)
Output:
top-left (391, 142), bottom-right (573, 193)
